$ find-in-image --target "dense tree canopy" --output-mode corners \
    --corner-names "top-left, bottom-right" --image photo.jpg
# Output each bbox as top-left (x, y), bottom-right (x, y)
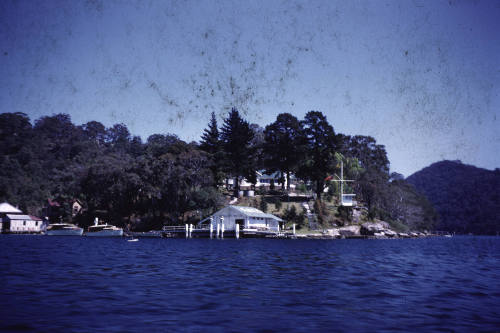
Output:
top-left (298, 111), bottom-right (339, 199)
top-left (220, 108), bottom-right (255, 195)
top-left (0, 109), bottom-right (438, 231)
top-left (200, 112), bottom-right (224, 186)
top-left (263, 113), bottom-right (304, 191)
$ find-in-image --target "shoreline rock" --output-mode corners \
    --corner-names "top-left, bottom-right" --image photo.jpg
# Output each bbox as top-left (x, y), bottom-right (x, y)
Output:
top-left (360, 221), bottom-right (390, 236)
top-left (338, 225), bottom-right (361, 237)
top-left (295, 226), bottom-right (437, 240)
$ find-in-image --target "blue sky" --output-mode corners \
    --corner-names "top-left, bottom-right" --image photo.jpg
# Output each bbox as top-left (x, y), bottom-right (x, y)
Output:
top-left (1, 0), bottom-right (499, 176)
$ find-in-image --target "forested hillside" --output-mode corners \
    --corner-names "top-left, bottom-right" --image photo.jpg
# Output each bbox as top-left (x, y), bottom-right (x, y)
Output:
top-left (407, 160), bottom-right (500, 235)
top-left (0, 110), bottom-right (436, 231)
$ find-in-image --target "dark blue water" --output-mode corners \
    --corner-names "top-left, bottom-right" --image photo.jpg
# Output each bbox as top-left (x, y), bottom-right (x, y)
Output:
top-left (1, 236), bottom-right (499, 332)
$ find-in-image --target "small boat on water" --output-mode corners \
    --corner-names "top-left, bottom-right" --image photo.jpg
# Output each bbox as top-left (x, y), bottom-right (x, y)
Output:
top-left (85, 218), bottom-right (123, 237)
top-left (46, 223), bottom-right (84, 236)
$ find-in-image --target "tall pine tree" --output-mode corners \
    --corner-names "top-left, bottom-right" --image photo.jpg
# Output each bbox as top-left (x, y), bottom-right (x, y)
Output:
top-left (263, 113), bottom-right (305, 191)
top-left (200, 112), bottom-right (224, 187)
top-left (298, 111), bottom-right (339, 200)
top-left (220, 108), bottom-right (255, 196)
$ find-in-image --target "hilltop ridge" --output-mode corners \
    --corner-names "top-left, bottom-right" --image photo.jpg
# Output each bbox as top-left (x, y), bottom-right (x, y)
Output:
top-left (407, 160), bottom-right (500, 235)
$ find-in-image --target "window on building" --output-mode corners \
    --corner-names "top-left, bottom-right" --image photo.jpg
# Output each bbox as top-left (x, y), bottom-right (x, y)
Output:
top-left (23, 221), bottom-right (26, 226)
top-left (35, 221), bottom-right (38, 226)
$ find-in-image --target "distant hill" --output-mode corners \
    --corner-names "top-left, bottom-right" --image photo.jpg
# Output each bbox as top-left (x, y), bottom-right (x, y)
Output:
top-left (407, 160), bottom-right (500, 235)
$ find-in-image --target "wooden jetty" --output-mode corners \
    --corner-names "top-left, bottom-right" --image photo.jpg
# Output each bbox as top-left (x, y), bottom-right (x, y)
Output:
top-left (161, 224), bottom-right (296, 239)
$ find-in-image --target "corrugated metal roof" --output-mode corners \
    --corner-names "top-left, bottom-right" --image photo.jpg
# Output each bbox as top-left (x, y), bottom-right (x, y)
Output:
top-left (6, 214), bottom-right (33, 220)
top-left (230, 206), bottom-right (283, 221)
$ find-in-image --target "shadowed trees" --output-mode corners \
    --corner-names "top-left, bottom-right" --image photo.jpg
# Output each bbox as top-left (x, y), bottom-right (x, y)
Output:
top-left (298, 111), bottom-right (339, 199)
top-left (0, 110), bottom-right (437, 231)
top-left (263, 113), bottom-right (305, 191)
top-left (0, 112), bottom-right (222, 227)
top-left (200, 112), bottom-right (225, 187)
top-left (220, 107), bottom-right (255, 196)
top-left (340, 134), bottom-right (391, 218)
top-left (342, 135), bottom-right (390, 174)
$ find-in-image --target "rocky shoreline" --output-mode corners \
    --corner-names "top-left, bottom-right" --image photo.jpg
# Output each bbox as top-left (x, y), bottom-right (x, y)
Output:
top-left (295, 221), bottom-right (437, 239)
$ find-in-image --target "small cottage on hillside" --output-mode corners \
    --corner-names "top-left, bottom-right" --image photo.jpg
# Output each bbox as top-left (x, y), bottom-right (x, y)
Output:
top-left (207, 206), bottom-right (283, 232)
top-left (225, 171), bottom-right (297, 194)
top-left (72, 199), bottom-right (83, 217)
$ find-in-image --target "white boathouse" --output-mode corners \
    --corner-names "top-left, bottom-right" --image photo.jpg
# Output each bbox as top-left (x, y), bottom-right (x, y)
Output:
top-left (0, 202), bottom-right (22, 233)
top-left (6, 214), bottom-right (43, 233)
top-left (207, 206), bottom-right (283, 232)
top-left (0, 202), bottom-right (44, 233)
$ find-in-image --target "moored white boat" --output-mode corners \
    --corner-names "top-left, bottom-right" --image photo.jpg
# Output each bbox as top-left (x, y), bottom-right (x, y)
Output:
top-left (46, 223), bottom-right (84, 236)
top-left (86, 218), bottom-right (123, 237)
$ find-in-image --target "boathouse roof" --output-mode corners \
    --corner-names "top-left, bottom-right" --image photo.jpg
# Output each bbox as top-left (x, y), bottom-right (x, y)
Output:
top-left (6, 214), bottom-right (33, 220)
top-left (228, 205), bottom-right (283, 221)
top-left (0, 202), bottom-right (22, 214)
top-left (199, 205), bottom-right (283, 225)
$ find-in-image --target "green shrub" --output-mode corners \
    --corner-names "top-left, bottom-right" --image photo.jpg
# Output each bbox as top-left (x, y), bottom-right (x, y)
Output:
top-left (275, 200), bottom-right (282, 211)
top-left (260, 198), bottom-right (268, 213)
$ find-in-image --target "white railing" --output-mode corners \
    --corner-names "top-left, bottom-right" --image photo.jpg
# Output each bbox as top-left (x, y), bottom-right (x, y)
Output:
top-left (162, 226), bottom-right (186, 232)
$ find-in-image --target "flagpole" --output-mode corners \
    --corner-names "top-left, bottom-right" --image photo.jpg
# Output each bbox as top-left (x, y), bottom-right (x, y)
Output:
top-left (340, 160), bottom-right (343, 205)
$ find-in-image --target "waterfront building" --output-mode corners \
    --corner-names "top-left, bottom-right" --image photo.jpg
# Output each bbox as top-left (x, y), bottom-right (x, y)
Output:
top-left (0, 202), bottom-right (22, 233)
top-left (6, 214), bottom-right (44, 233)
top-left (208, 205), bottom-right (282, 232)
top-left (0, 202), bottom-right (44, 233)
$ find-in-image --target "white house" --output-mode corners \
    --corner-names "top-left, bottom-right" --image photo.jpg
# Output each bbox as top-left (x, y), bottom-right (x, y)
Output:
top-left (226, 171), bottom-right (296, 191)
top-left (207, 205), bottom-right (282, 232)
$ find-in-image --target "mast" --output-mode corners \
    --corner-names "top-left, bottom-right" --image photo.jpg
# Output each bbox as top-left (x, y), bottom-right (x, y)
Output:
top-left (340, 160), bottom-right (344, 204)
top-left (331, 159), bottom-right (355, 206)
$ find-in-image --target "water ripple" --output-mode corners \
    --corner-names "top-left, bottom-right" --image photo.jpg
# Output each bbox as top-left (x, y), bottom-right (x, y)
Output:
top-left (1, 236), bottom-right (499, 332)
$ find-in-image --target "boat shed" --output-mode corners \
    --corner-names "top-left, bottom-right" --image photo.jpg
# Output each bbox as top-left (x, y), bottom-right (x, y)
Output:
top-left (208, 206), bottom-right (283, 232)
top-left (5, 214), bottom-right (43, 233)
top-left (0, 202), bottom-right (23, 233)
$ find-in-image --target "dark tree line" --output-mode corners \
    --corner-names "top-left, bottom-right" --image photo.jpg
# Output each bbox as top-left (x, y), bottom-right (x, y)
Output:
top-left (200, 109), bottom-right (435, 230)
top-left (1, 109), bottom-right (436, 230)
top-left (0, 112), bottom-right (221, 229)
